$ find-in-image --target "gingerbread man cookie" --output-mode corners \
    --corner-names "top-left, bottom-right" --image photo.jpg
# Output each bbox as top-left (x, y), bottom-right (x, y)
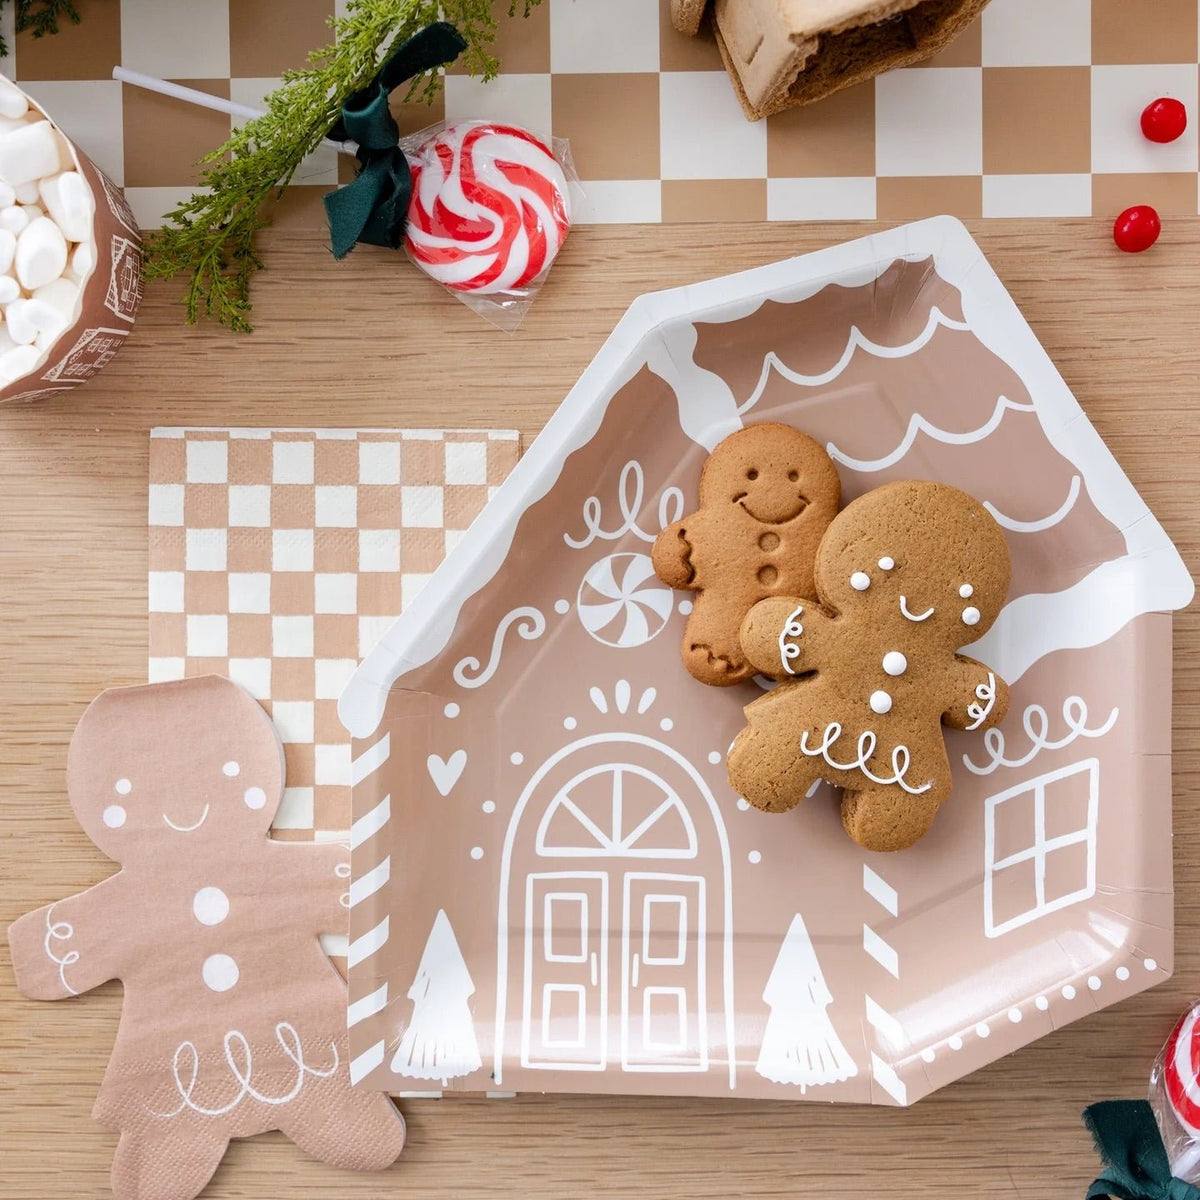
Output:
top-left (652, 422), bottom-right (840, 686)
top-left (726, 480), bottom-right (1011, 851)
top-left (8, 677), bottom-right (404, 1200)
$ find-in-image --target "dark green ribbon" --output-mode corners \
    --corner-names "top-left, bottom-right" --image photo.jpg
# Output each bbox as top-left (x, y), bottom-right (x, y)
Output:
top-left (1085, 1101), bottom-right (1200, 1200)
top-left (323, 21), bottom-right (466, 260)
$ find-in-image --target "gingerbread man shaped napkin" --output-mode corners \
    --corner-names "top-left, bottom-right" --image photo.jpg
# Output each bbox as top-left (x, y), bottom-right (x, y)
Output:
top-left (8, 676), bottom-right (404, 1200)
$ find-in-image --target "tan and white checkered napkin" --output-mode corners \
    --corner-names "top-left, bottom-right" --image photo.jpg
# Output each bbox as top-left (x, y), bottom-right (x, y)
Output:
top-left (148, 428), bottom-right (519, 839)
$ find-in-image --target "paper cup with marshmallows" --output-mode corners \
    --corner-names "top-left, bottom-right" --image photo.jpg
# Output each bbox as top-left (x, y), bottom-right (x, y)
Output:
top-left (0, 76), bottom-right (142, 404)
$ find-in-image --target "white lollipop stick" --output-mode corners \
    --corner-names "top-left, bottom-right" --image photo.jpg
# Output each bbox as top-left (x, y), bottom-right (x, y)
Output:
top-left (111, 67), bottom-right (359, 155)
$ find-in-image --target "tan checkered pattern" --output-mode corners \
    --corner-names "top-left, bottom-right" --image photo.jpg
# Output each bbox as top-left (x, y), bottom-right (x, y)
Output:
top-left (3, 0), bottom-right (1199, 225)
top-left (147, 427), bottom-right (519, 839)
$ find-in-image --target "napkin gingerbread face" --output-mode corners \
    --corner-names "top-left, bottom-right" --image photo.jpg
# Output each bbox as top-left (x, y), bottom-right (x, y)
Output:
top-left (652, 422), bottom-right (841, 686)
top-left (727, 480), bottom-right (1011, 851)
top-left (7, 676), bottom-right (404, 1200)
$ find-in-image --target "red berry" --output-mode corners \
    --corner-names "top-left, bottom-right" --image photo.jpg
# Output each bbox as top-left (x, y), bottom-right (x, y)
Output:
top-left (1113, 205), bottom-right (1161, 253)
top-left (1141, 97), bottom-right (1188, 143)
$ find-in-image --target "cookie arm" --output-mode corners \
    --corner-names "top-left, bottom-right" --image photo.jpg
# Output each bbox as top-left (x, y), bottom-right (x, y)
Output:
top-left (944, 656), bottom-right (1010, 731)
top-left (739, 595), bottom-right (831, 680)
top-left (8, 875), bottom-right (128, 1001)
top-left (651, 518), bottom-right (697, 590)
top-left (271, 840), bottom-right (350, 937)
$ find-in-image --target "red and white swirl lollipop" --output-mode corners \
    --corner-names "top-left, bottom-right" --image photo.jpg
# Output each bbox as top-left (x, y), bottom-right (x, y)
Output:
top-left (1165, 1006), bottom-right (1200, 1137)
top-left (405, 121), bottom-right (571, 294)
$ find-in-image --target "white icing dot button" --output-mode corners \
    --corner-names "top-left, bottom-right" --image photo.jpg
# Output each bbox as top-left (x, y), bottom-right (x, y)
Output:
top-left (882, 651), bottom-right (907, 676)
top-left (869, 690), bottom-right (893, 715)
top-left (102, 804), bottom-right (126, 829)
top-left (962, 607), bottom-right (981, 626)
top-left (850, 571), bottom-right (871, 591)
top-left (243, 786), bottom-right (266, 810)
top-left (222, 761), bottom-right (240, 777)
top-left (114, 778), bottom-right (131, 795)
top-left (192, 887), bottom-right (230, 926)
top-left (878, 557), bottom-right (894, 570)
top-left (1116, 966), bottom-right (1130, 982)
top-left (959, 583), bottom-right (974, 598)
top-left (202, 953), bottom-right (239, 992)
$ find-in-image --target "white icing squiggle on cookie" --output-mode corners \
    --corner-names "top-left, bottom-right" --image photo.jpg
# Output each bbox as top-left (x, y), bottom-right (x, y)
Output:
top-left (899, 595), bottom-right (934, 622)
top-left (778, 604), bottom-right (804, 675)
top-left (800, 723), bottom-right (932, 795)
top-left (965, 672), bottom-right (997, 731)
top-left (962, 696), bottom-right (1118, 776)
top-left (44, 904), bottom-right (80, 996)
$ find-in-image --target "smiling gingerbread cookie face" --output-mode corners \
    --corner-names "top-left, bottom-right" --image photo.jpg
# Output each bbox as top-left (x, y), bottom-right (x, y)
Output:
top-left (815, 479), bottom-right (1011, 650)
top-left (729, 479), bottom-right (1012, 852)
top-left (66, 676), bottom-right (285, 861)
top-left (653, 422), bottom-right (840, 687)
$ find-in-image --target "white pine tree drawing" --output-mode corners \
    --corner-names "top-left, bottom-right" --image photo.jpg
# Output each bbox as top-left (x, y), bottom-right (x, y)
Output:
top-left (755, 913), bottom-right (858, 1091)
top-left (391, 909), bottom-right (482, 1084)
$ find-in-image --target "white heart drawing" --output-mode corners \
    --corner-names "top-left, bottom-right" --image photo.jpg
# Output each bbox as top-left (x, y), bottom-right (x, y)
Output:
top-left (427, 750), bottom-right (467, 797)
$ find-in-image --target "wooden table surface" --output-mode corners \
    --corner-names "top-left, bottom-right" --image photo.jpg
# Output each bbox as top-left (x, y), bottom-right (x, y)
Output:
top-left (1, 218), bottom-right (1197, 1199)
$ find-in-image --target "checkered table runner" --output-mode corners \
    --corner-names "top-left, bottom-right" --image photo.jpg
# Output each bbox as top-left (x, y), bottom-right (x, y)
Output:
top-left (148, 427), bottom-right (520, 839)
top-left (4, 0), bottom-right (1199, 226)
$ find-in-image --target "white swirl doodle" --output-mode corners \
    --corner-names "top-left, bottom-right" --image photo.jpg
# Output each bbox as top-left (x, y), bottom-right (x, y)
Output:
top-left (800, 723), bottom-right (932, 795)
top-left (778, 604), bottom-right (804, 675)
top-left (563, 460), bottom-right (684, 550)
top-left (962, 696), bottom-right (1119, 776)
top-left (152, 1022), bottom-right (339, 1119)
top-left (44, 904), bottom-right (80, 996)
top-left (965, 672), bottom-right (997, 732)
top-left (453, 607), bottom-right (546, 689)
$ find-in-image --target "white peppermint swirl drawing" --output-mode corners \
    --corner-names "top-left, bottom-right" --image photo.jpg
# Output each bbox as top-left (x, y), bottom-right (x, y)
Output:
top-left (965, 672), bottom-right (998, 731)
top-left (576, 552), bottom-right (674, 648)
top-left (962, 695), bottom-right (1118, 776)
top-left (152, 1022), bottom-right (340, 1118)
top-left (563, 459), bottom-right (684, 550)
top-left (453, 606), bottom-right (546, 689)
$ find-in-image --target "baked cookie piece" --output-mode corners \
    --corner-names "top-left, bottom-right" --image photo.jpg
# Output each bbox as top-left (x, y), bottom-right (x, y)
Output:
top-left (652, 422), bottom-right (840, 687)
top-left (726, 480), bottom-right (1011, 851)
top-left (671, 0), bottom-right (709, 35)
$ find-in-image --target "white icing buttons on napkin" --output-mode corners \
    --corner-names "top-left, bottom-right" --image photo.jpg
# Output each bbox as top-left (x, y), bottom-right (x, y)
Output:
top-left (0, 86), bottom-right (95, 386)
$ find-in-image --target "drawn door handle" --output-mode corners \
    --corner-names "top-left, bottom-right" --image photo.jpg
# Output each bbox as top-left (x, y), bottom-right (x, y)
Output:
top-left (631, 953), bottom-right (640, 989)
top-left (590, 951), bottom-right (598, 987)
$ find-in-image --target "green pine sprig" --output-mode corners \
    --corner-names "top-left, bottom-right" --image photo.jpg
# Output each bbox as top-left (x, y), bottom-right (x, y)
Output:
top-left (144, 0), bottom-right (541, 332)
top-left (0, 0), bottom-right (82, 56)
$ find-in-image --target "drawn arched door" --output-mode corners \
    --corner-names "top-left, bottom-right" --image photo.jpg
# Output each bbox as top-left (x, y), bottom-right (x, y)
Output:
top-left (495, 734), bottom-right (734, 1085)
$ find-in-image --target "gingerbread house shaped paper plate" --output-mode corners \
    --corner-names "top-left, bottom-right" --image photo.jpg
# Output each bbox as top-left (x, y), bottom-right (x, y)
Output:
top-left (340, 217), bottom-right (1193, 1105)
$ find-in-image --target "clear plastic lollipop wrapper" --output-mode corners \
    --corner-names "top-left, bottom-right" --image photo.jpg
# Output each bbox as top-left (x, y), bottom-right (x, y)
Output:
top-left (1150, 1003), bottom-right (1200, 1183)
top-left (401, 120), bottom-right (580, 331)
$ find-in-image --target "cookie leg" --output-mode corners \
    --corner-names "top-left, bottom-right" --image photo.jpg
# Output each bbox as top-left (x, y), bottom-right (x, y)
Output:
top-left (727, 726), bottom-right (822, 812)
top-left (278, 1073), bottom-right (405, 1172)
top-left (111, 1126), bottom-right (229, 1200)
top-left (681, 593), bottom-right (749, 687)
top-left (840, 782), bottom-right (949, 852)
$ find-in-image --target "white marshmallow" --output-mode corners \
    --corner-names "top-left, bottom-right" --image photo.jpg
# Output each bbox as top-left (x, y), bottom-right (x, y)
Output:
top-left (0, 182), bottom-right (13, 208)
top-left (0, 205), bottom-right (29, 235)
top-left (0, 344), bottom-right (41, 381)
top-left (0, 121), bottom-right (64, 185)
top-left (15, 217), bottom-right (67, 290)
top-left (5, 296), bottom-right (64, 342)
top-left (0, 276), bottom-right (19, 304)
top-left (4, 299), bottom-right (38, 344)
top-left (0, 228), bottom-right (14, 274)
top-left (19, 202), bottom-right (44, 222)
top-left (0, 115), bottom-right (26, 138)
top-left (0, 77), bottom-right (29, 121)
top-left (71, 240), bottom-right (95, 277)
top-left (0, 327), bottom-right (15, 354)
top-left (13, 179), bottom-right (38, 204)
top-left (38, 171), bottom-right (91, 242)
top-left (33, 277), bottom-right (77, 317)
